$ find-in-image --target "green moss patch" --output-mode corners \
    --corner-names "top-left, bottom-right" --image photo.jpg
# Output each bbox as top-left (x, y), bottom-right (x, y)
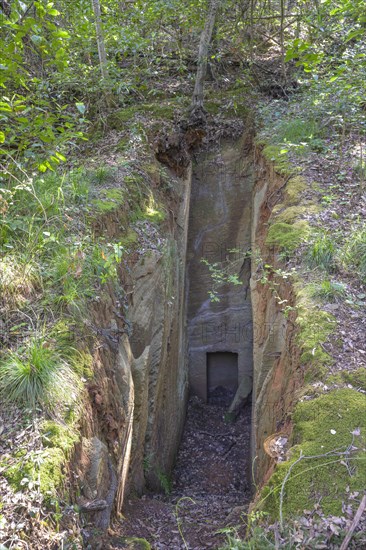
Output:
top-left (266, 221), bottom-right (310, 253)
top-left (107, 101), bottom-right (177, 131)
top-left (119, 538), bottom-right (151, 550)
top-left (91, 188), bottom-right (125, 213)
top-left (4, 448), bottom-right (65, 499)
top-left (107, 107), bottom-right (139, 130)
top-left (261, 389), bottom-right (366, 518)
top-left (296, 300), bottom-right (336, 374)
top-left (284, 176), bottom-right (307, 205)
top-left (328, 367), bottom-right (366, 392)
top-left (41, 421), bottom-right (78, 457)
top-left (120, 229), bottom-right (138, 247)
top-left (273, 204), bottom-right (319, 224)
top-left (3, 420), bottom-right (78, 500)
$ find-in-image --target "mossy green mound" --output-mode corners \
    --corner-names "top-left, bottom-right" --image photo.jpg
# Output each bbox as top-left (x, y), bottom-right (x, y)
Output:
top-left (297, 307), bottom-right (336, 372)
top-left (295, 283), bottom-right (337, 377)
top-left (3, 420), bottom-right (79, 501)
top-left (266, 221), bottom-right (309, 253)
top-left (41, 420), bottom-right (78, 457)
top-left (91, 188), bottom-right (125, 213)
top-left (261, 388), bottom-right (366, 518)
top-left (107, 101), bottom-right (177, 131)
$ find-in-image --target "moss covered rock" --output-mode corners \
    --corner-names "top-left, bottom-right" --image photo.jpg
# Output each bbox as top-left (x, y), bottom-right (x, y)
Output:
top-left (261, 389), bottom-right (366, 518)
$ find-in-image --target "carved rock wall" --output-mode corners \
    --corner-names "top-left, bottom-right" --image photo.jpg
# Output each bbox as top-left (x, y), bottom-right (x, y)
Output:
top-left (186, 138), bottom-right (254, 403)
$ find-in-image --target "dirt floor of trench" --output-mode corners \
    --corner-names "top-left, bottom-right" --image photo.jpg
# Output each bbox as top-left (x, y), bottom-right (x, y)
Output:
top-left (108, 397), bottom-right (252, 550)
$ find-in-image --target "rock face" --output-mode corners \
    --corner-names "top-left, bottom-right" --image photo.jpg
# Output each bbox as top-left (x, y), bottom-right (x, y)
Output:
top-left (72, 159), bottom-right (191, 522)
top-left (250, 151), bottom-right (302, 483)
top-left (123, 167), bottom-right (192, 493)
top-left (186, 138), bottom-right (254, 403)
top-left (78, 437), bottom-right (117, 530)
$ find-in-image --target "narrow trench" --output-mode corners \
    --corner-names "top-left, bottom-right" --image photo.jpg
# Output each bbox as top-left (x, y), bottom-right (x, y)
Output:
top-left (122, 140), bottom-right (254, 549)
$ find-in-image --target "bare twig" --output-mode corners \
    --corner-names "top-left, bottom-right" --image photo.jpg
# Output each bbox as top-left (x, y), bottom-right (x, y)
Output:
top-left (339, 494), bottom-right (366, 550)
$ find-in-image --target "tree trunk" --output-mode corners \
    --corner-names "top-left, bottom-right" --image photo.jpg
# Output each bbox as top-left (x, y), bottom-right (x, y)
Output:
top-left (191, 0), bottom-right (221, 111)
top-left (92, 0), bottom-right (108, 79)
top-left (280, 0), bottom-right (287, 82)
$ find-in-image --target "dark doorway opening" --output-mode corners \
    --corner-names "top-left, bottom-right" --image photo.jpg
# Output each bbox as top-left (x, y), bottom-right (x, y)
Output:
top-left (207, 352), bottom-right (238, 406)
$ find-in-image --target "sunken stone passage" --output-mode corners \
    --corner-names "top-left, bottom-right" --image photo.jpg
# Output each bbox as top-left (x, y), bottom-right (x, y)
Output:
top-left (186, 138), bottom-right (254, 405)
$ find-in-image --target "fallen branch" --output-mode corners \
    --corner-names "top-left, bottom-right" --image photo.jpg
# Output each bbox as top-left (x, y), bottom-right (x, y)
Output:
top-left (339, 494), bottom-right (366, 550)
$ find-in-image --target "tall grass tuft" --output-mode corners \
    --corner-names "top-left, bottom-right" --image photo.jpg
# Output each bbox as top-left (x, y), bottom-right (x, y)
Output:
top-left (309, 279), bottom-right (347, 302)
top-left (0, 337), bottom-right (80, 413)
top-left (341, 224), bottom-right (366, 282)
top-left (306, 233), bottom-right (336, 272)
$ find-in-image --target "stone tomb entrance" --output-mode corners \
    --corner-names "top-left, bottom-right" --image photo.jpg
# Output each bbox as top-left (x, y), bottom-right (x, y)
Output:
top-left (207, 352), bottom-right (238, 406)
top-left (186, 139), bottom-right (254, 406)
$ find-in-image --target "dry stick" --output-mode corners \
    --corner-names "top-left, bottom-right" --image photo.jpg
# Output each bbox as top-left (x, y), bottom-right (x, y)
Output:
top-left (339, 494), bottom-right (366, 550)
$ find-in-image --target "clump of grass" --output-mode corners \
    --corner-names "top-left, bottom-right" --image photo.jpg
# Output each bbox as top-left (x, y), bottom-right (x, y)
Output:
top-left (341, 224), bottom-right (366, 282)
top-left (0, 255), bottom-right (41, 307)
top-left (277, 118), bottom-right (321, 144)
top-left (0, 337), bottom-right (80, 413)
top-left (65, 167), bottom-right (90, 204)
top-left (306, 233), bottom-right (336, 272)
top-left (88, 165), bottom-right (116, 186)
top-left (309, 279), bottom-right (347, 302)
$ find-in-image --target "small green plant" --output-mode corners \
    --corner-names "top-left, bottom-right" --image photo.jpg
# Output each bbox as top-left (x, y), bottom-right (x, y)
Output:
top-left (143, 454), bottom-right (152, 474)
top-left (157, 470), bottom-right (172, 495)
top-left (88, 165), bottom-right (116, 185)
top-left (91, 241), bottom-right (124, 284)
top-left (0, 336), bottom-right (79, 413)
top-left (306, 233), bottom-right (336, 272)
top-left (256, 258), bottom-right (297, 315)
top-left (275, 118), bottom-right (324, 154)
top-left (66, 167), bottom-right (90, 204)
top-left (341, 224), bottom-right (366, 282)
top-left (218, 510), bottom-right (272, 550)
top-left (309, 279), bottom-right (347, 302)
top-left (201, 251), bottom-right (245, 303)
